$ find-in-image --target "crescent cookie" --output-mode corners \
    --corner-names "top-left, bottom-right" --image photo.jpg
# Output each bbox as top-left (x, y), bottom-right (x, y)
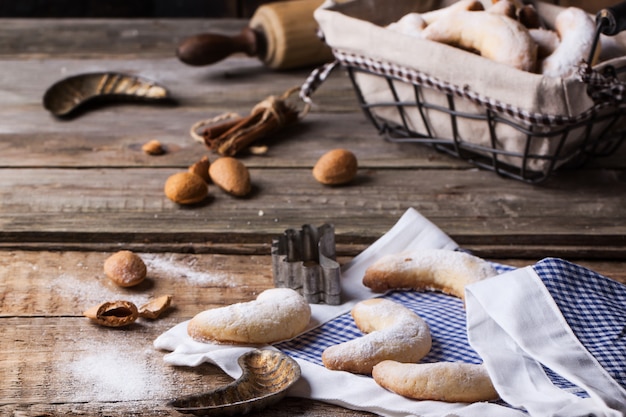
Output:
top-left (387, 1), bottom-right (484, 38)
top-left (372, 360), bottom-right (499, 403)
top-left (541, 7), bottom-right (598, 78)
top-left (362, 249), bottom-right (498, 299)
top-left (322, 298), bottom-right (432, 374)
top-left (421, 10), bottom-right (537, 72)
top-left (187, 288), bottom-right (311, 345)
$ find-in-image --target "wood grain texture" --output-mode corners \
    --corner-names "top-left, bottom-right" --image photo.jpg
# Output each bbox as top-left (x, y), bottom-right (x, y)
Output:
top-left (0, 249), bottom-right (376, 416)
top-left (0, 19), bottom-right (245, 58)
top-left (0, 167), bottom-right (624, 257)
top-left (0, 51), bottom-right (617, 257)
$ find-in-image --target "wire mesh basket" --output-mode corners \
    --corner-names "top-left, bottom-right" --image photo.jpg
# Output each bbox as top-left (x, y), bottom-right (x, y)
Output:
top-left (342, 55), bottom-right (626, 183)
top-left (302, 0), bottom-right (626, 183)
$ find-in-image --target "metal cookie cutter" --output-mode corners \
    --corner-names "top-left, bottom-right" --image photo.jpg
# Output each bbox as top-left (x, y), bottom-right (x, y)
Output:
top-left (271, 224), bottom-right (341, 305)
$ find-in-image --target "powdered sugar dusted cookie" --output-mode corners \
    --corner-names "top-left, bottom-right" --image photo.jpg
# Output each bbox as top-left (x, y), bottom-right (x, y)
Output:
top-left (541, 7), bottom-right (598, 78)
top-left (421, 10), bottom-right (538, 72)
top-left (362, 249), bottom-right (497, 299)
top-left (322, 298), bottom-right (432, 374)
top-left (373, 360), bottom-right (499, 403)
top-left (187, 288), bottom-right (311, 345)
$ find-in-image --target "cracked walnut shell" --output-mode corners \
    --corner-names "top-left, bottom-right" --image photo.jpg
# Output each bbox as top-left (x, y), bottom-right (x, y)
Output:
top-left (138, 295), bottom-right (172, 319)
top-left (83, 300), bottom-right (139, 327)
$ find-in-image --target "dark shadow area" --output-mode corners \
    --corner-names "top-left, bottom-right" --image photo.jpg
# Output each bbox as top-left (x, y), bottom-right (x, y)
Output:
top-left (0, 0), bottom-right (283, 18)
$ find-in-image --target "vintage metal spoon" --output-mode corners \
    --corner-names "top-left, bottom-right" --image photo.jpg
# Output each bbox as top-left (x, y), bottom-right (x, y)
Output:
top-left (169, 349), bottom-right (301, 416)
top-left (43, 72), bottom-right (170, 117)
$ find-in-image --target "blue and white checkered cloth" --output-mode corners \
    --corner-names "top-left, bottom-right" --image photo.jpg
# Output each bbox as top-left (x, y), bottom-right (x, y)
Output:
top-left (466, 257), bottom-right (626, 415)
top-left (534, 258), bottom-right (626, 392)
top-left (277, 258), bottom-right (626, 409)
top-left (277, 289), bottom-right (483, 366)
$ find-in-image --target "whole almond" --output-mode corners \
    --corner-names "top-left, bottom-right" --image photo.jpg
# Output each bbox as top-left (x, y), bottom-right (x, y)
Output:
top-left (313, 149), bottom-right (358, 185)
top-left (188, 156), bottom-right (211, 183)
top-left (164, 172), bottom-right (208, 204)
top-left (104, 250), bottom-right (147, 287)
top-left (209, 157), bottom-right (252, 197)
top-left (142, 139), bottom-right (166, 155)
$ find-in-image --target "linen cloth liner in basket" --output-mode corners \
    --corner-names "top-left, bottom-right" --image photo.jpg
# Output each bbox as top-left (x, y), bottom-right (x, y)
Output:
top-left (154, 208), bottom-right (626, 417)
top-left (305, 0), bottom-right (626, 177)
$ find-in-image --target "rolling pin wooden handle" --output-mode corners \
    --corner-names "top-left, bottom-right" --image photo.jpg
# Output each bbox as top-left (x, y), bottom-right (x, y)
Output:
top-left (596, 1), bottom-right (626, 36)
top-left (176, 0), bottom-right (332, 70)
top-left (176, 26), bottom-right (259, 66)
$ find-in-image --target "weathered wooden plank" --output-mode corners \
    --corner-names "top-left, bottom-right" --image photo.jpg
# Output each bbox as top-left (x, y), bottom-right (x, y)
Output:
top-left (0, 316), bottom-right (373, 417)
top-left (0, 108), bottom-right (459, 170)
top-left (0, 248), bottom-right (373, 416)
top-left (2, 56), bottom-right (626, 173)
top-left (0, 57), bottom-right (354, 112)
top-left (0, 167), bottom-right (624, 257)
top-left (1, 251), bottom-right (624, 319)
top-left (0, 251), bottom-right (275, 317)
top-left (1, 250), bottom-right (624, 416)
top-left (0, 117), bottom-right (463, 169)
top-left (0, 19), bottom-right (247, 58)
top-left (2, 53), bottom-right (625, 171)
top-left (2, 57), bottom-right (449, 170)
top-left (1, 399), bottom-right (373, 417)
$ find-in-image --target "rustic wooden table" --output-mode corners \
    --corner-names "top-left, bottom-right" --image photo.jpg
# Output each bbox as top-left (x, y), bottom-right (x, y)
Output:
top-left (1, 18), bottom-right (625, 417)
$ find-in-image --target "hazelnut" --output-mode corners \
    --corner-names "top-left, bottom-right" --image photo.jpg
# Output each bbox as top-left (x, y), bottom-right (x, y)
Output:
top-left (313, 149), bottom-right (358, 185)
top-left (104, 250), bottom-right (147, 287)
top-left (164, 172), bottom-right (208, 204)
top-left (208, 157), bottom-right (252, 197)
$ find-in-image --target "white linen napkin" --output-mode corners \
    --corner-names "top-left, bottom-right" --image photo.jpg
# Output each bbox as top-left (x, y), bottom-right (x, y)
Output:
top-left (466, 259), bottom-right (626, 417)
top-left (154, 208), bottom-right (526, 416)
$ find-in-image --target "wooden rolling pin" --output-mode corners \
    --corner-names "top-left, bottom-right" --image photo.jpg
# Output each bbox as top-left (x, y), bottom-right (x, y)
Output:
top-left (176, 0), bottom-right (334, 70)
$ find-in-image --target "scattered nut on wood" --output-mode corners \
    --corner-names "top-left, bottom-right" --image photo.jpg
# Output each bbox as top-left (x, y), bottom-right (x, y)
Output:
top-left (248, 145), bottom-right (268, 155)
top-left (104, 250), bottom-right (147, 288)
top-left (164, 172), bottom-right (209, 204)
top-left (138, 295), bottom-right (173, 319)
top-left (209, 156), bottom-right (252, 197)
top-left (313, 149), bottom-right (358, 185)
top-left (142, 139), bottom-right (166, 155)
top-left (83, 300), bottom-right (139, 327)
top-left (188, 156), bottom-right (211, 183)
